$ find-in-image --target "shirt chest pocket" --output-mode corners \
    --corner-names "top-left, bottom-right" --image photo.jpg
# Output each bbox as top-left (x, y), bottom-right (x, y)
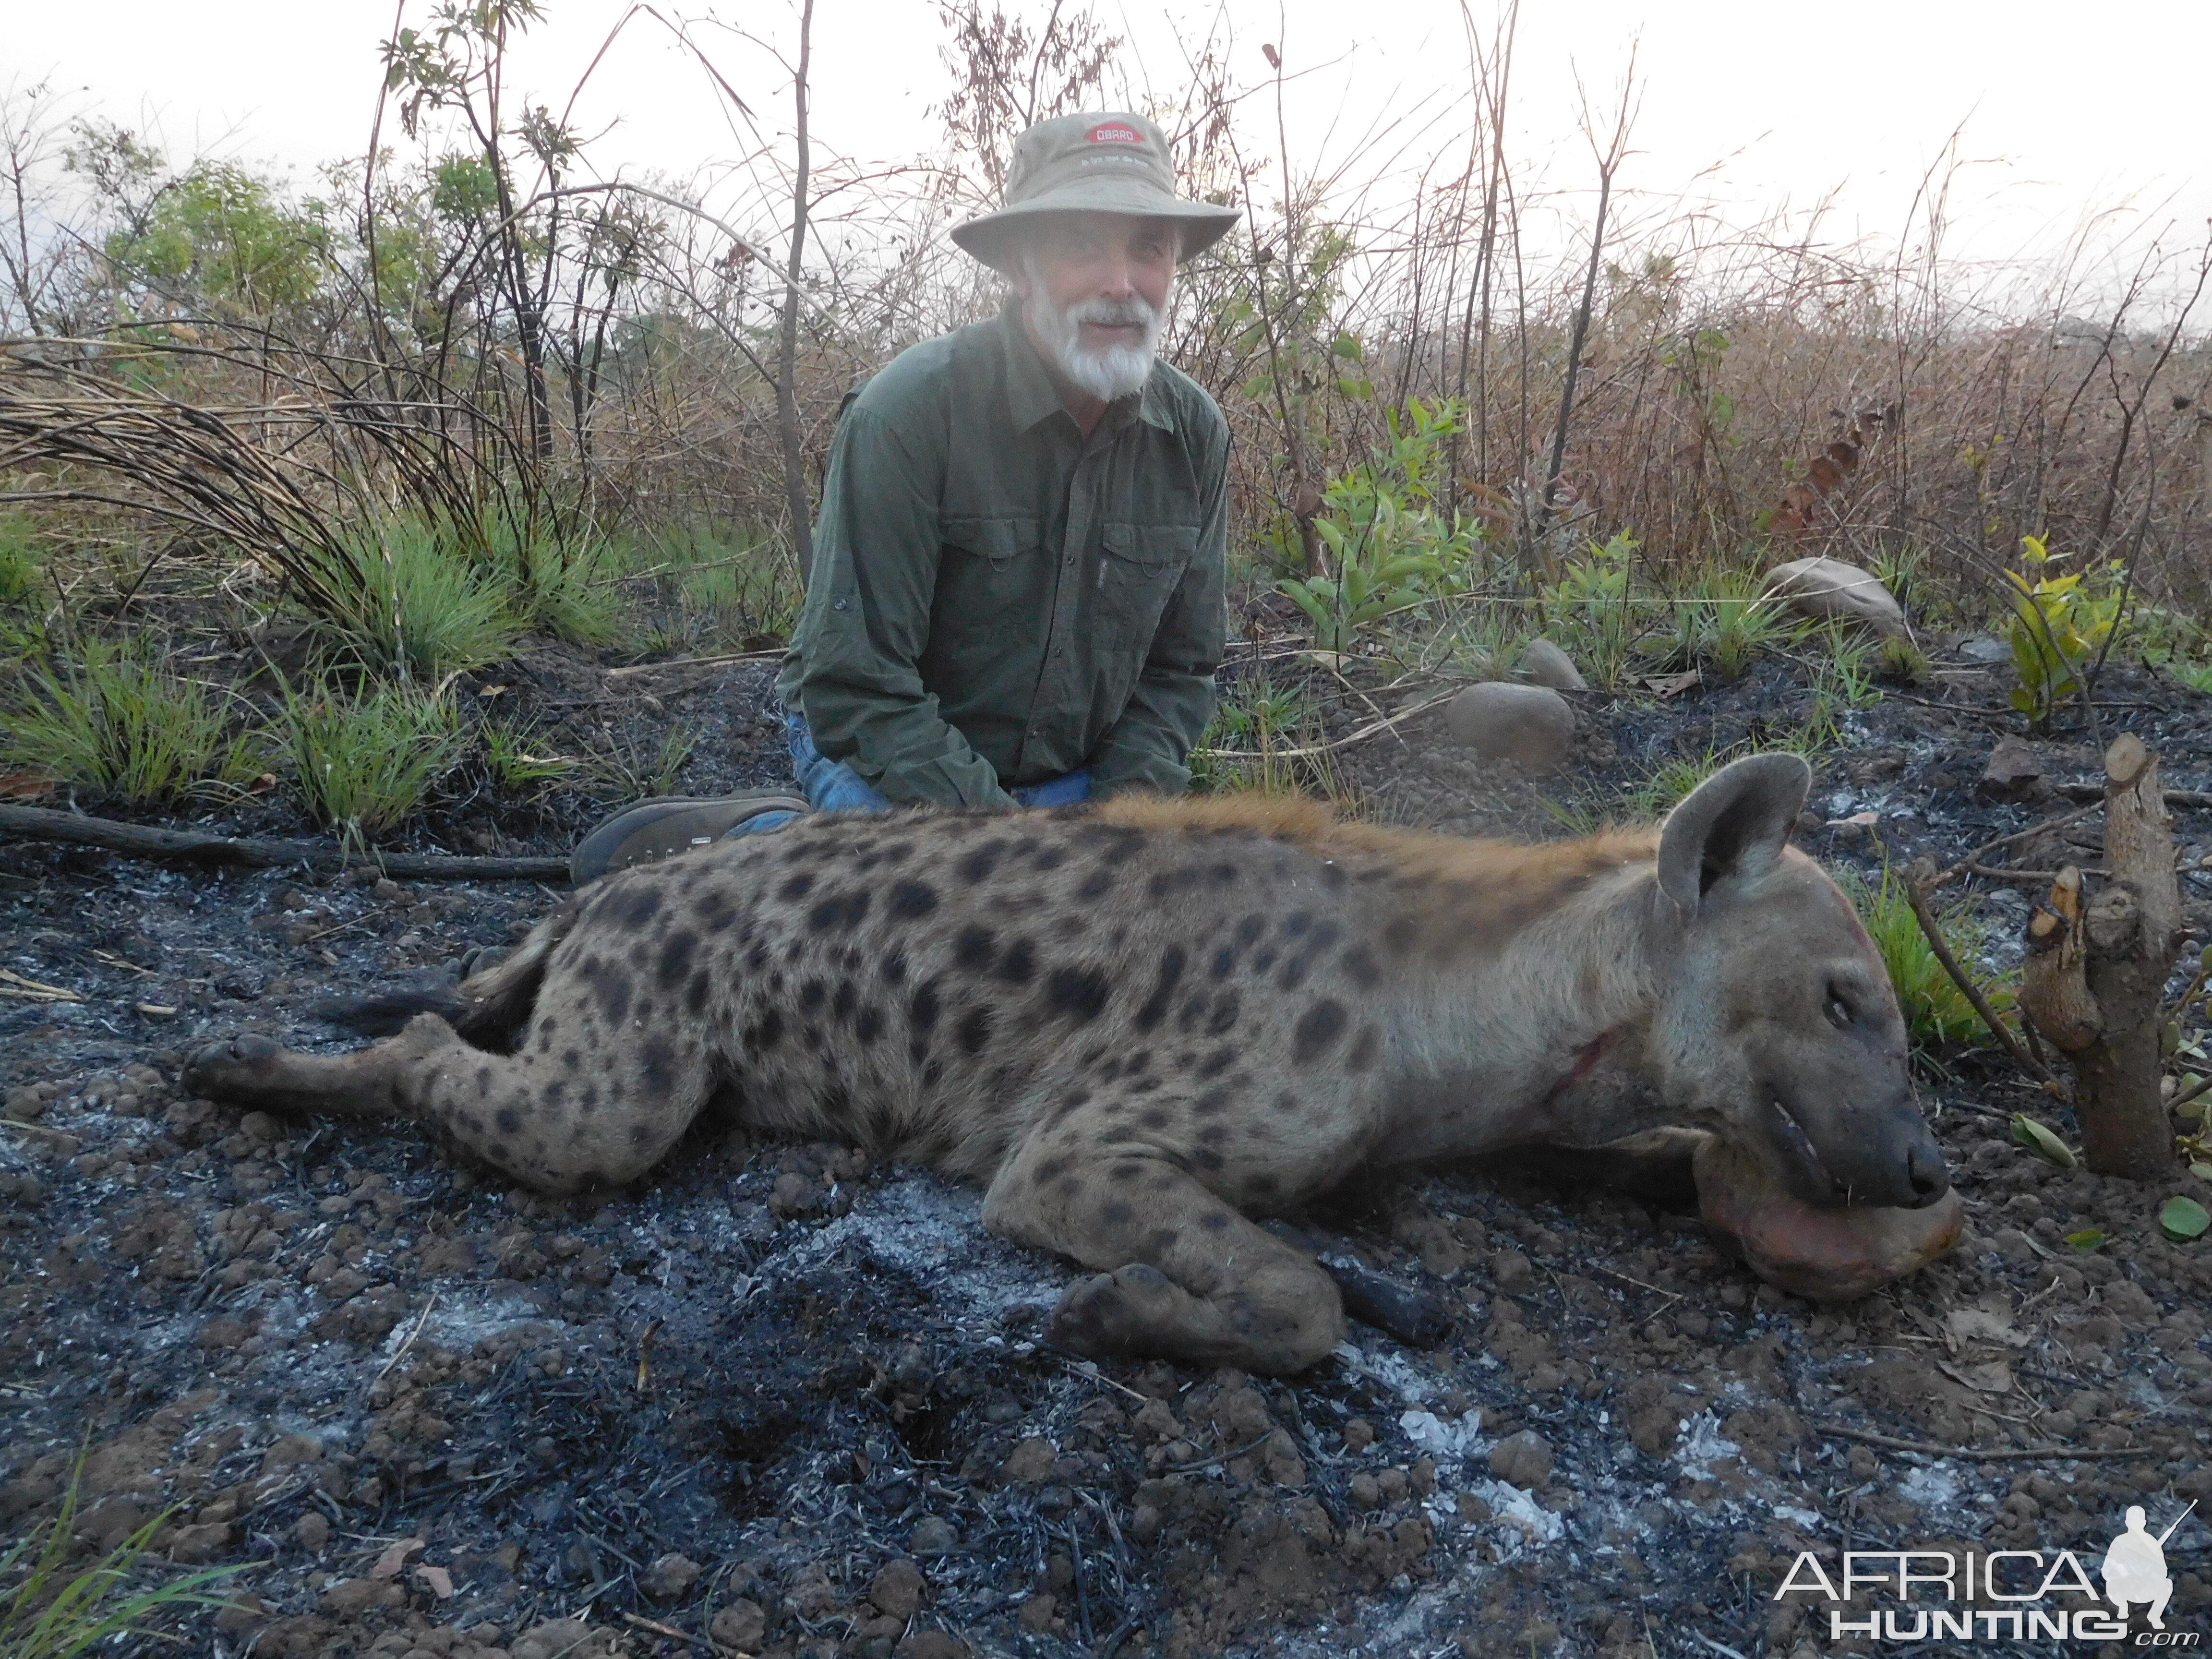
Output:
top-left (1095, 522), bottom-right (1197, 640)
top-left (943, 516), bottom-right (1042, 573)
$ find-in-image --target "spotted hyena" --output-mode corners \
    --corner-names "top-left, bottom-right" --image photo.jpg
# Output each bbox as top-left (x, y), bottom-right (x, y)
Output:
top-left (187, 754), bottom-right (1950, 1374)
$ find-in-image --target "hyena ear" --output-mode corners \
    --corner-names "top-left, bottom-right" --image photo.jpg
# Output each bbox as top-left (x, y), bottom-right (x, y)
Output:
top-left (1656, 753), bottom-right (1812, 920)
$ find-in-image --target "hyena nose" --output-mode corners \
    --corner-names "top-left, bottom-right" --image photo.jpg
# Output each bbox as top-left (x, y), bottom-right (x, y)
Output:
top-left (1904, 1139), bottom-right (1950, 1206)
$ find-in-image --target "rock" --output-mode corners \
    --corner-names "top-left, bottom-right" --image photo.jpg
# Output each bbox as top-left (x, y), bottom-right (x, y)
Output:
top-left (998, 1438), bottom-right (1057, 1484)
top-left (895, 1634), bottom-right (968, 1659)
top-left (1976, 737), bottom-right (2047, 804)
top-left (642, 1551), bottom-right (700, 1600)
top-left (293, 1511), bottom-right (331, 1551)
top-left (908, 1515), bottom-right (958, 1556)
top-left (1764, 557), bottom-right (1907, 638)
top-left (868, 1558), bottom-right (926, 1619)
top-left (1490, 1250), bottom-right (1532, 1290)
top-left (1693, 1134), bottom-right (1965, 1302)
top-left (320, 1576), bottom-right (404, 1616)
top-left (1518, 637), bottom-right (1587, 691)
top-left (164, 1521), bottom-right (233, 1563)
top-left (1019, 1594), bottom-right (1058, 1633)
top-left (1488, 1430), bottom-right (1554, 1489)
top-left (1440, 683), bottom-right (1575, 772)
top-left (1628, 1405), bottom-right (1681, 1456)
top-left (710, 1600), bottom-right (768, 1648)
top-left (1259, 1428), bottom-right (1308, 1488)
top-left (1958, 633), bottom-right (2011, 663)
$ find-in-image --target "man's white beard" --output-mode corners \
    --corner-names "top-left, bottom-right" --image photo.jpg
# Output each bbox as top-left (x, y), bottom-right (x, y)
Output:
top-left (1022, 258), bottom-right (1166, 403)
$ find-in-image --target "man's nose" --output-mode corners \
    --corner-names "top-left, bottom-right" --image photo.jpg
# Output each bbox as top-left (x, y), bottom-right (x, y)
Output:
top-left (1095, 245), bottom-right (1134, 297)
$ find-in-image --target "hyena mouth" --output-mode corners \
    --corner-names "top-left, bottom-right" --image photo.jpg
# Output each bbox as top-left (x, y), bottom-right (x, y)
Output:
top-left (1768, 1096), bottom-right (1849, 1202)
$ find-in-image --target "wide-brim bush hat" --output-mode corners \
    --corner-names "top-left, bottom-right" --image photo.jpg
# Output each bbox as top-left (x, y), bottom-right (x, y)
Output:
top-left (950, 110), bottom-right (1240, 273)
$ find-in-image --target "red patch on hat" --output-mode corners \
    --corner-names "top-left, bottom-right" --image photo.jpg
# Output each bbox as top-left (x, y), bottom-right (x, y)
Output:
top-left (1086, 123), bottom-right (1144, 145)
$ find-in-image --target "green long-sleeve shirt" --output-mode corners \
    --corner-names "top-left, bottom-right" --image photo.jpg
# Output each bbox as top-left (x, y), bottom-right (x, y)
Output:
top-left (776, 299), bottom-right (1229, 808)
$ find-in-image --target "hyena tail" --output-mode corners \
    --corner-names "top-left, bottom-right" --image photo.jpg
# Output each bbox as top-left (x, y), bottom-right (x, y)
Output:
top-left (313, 899), bottom-right (582, 1049)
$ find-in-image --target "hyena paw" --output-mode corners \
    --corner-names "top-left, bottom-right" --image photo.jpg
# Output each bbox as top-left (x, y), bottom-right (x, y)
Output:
top-left (1046, 1263), bottom-right (1187, 1357)
top-left (183, 1034), bottom-right (286, 1101)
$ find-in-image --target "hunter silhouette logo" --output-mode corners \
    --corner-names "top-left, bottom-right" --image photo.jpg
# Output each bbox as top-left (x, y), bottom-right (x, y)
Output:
top-left (2104, 1502), bottom-right (2193, 1630)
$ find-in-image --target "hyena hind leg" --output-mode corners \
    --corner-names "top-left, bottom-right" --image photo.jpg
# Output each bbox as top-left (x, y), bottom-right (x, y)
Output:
top-left (188, 1014), bottom-right (713, 1195)
top-left (186, 1020), bottom-right (455, 1120)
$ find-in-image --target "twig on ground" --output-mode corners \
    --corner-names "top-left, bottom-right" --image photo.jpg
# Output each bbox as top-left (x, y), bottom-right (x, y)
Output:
top-left (1812, 1422), bottom-right (2153, 1462)
top-left (2056, 781), bottom-right (2212, 808)
top-left (1161, 1431), bottom-right (1277, 1476)
top-left (0, 804), bottom-right (570, 882)
top-left (1922, 801), bottom-right (2104, 891)
top-left (374, 1293), bottom-right (439, 1383)
top-left (1192, 689), bottom-right (1458, 761)
top-left (604, 649), bottom-right (784, 681)
top-left (620, 1611), bottom-right (740, 1655)
top-left (1903, 859), bottom-right (2065, 1097)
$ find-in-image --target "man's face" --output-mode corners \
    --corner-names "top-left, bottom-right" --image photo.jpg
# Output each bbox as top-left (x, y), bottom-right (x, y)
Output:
top-left (1012, 212), bottom-right (1177, 404)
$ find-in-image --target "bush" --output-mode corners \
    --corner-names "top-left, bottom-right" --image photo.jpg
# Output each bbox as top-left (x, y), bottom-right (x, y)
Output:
top-left (279, 681), bottom-right (465, 842)
top-left (0, 642), bottom-right (265, 806)
top-left (304, 515), bottom-right (522, 681)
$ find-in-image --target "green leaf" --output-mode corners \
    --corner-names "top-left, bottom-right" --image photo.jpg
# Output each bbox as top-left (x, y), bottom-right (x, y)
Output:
top-left (2159, 1194), bottom-right (2211, 1241)
top-left (1330, 332), bottom-right (1364, 362)
top-left (2065, 1228), bottom-right (2105, 1253)
top-left (2010, 1112), bottom-right (2077, 1167)
top-left (2190, 1161), bottom-right (2212, 1182)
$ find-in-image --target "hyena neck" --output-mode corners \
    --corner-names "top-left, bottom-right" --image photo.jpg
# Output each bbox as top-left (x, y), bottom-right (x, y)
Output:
top-left (1370, 861), bottom-right (1671, 1161)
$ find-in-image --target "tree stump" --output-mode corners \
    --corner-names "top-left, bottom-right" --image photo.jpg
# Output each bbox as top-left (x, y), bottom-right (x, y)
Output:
top-left (2016, 734), bottom-right (2181, 1178)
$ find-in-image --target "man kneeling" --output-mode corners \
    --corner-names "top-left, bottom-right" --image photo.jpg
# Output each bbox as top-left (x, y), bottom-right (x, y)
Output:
top-left (573, 111), bottom-right (1238, 882)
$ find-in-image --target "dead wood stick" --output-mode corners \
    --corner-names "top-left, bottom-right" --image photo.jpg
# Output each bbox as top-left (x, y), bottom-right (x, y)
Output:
top-left (2056, 781), bottom-right (2212, 808)
top-left (604, 648), bottom-right (783, 681)
top-left (0, 804), bottom-right (571, 882)
top-left (1903, 860), bottom-right (2065, 1096)
top-left (1191, 689), bottom-right (1457, 761)
top-left (1811, 1422), bottom-right (2155, 1463)
top-left (1922, 801), bottom-right (2104, 892)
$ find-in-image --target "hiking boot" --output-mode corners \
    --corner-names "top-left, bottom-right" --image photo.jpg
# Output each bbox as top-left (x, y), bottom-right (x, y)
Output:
top-left (569, 791), bottom-right (810, 884)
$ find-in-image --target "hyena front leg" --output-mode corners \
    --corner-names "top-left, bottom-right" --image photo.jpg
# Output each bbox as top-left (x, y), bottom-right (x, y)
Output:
top-left (982, 1090), bottom-right (1346, 1375)
top-left (187, 1013), bottom-right (714, 1194)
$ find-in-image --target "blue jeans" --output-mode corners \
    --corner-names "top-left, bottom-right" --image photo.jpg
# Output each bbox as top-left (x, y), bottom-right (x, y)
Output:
top-left (728, 712), bottom-right (1091, 837)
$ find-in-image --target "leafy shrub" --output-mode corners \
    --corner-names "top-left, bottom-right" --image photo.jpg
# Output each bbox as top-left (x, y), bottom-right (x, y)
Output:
top-left (305, 515), bottom-right (522, 681)
top-left (0, 642), bottom-right (264, 806)
top-left (1278, 398), bottom-right (1480, 655)
top-left (2003, 534), bottom-right (2126, 727)
top-left (1539, 531), bottom-right (1645, 690)
top-left (279, 681), bottom-right (465, 842)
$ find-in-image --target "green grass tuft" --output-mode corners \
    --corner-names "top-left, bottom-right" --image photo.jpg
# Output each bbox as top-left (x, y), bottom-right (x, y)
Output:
top-left (0, 641), bottom-right (265, 807)
top-left (1, 1458), bottom-right (243, 1659)
top-left (1842, 866), bottom-right (2011, 1048)
top-left (304, 516), bottom-right (522, 681)
top-left (278, 681), bottom-right (465, 843)
top-left (0, 513), bottom-right (41, 606)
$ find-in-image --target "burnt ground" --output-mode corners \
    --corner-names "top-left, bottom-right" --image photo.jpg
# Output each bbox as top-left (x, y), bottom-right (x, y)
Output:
top-left (4, 635), bottom-right (2212, 1659)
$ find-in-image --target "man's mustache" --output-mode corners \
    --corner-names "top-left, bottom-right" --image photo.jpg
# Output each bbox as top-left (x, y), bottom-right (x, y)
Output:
top-left (1067, 297), bottom-right (1158, 330)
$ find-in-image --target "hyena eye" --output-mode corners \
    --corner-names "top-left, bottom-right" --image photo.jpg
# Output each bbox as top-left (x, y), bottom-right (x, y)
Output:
top-left (1825, 987), bottom-right (1854, 1029)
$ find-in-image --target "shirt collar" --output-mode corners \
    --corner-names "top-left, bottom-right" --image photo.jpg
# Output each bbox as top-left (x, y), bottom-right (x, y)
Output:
top-left (999, 297), bottom-right (1177, 435)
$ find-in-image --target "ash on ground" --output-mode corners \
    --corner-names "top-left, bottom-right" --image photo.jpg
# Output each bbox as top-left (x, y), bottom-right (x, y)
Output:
top-left (4, 647), bottom-right (2211, 1659)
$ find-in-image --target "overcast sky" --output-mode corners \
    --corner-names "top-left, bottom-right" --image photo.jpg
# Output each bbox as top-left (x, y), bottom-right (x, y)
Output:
top-left (11, 0), bottom-right (2210, 294)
